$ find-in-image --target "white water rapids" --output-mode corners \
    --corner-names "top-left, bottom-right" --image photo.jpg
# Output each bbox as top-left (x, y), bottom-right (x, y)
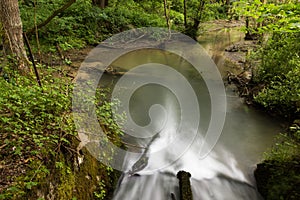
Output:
top-left (111, 82), bottom-right (279, 200)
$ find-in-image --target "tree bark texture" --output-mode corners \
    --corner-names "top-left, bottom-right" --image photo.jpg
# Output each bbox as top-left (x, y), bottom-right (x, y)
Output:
top-left (163, 0), bottom-right (170, 31)
top-left (177, 171), bottom-right (193, 200)
top-left (0, 0), bottom-right (29, 70)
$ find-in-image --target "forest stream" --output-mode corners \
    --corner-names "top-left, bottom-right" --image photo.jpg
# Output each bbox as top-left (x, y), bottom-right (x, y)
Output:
top-left (1, 1), bottom-right (299, 199)
top-left (88, 27), bottom-right (284, 200)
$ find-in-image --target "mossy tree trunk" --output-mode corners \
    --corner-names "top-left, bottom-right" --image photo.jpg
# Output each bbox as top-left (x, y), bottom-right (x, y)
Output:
top-left (163, 0), bottom-right (171, 33)
top-left (177, 171), bottom-right (193, 200)
top-left (0, 0), bottom-right (29, 72)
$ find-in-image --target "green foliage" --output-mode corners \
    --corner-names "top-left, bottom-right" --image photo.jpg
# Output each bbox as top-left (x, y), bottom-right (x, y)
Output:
top-left (18, 0), bottom-right (230, 52)
top-left (19, 0), bottom-right (167, 51)
top-left (264, 133), bottom-right (299, 162)
top-left (203, 2), bottom-right (228, 21)
top-left (0, 67), bottom-right (74, 154)
top-left (96, 100), bottom-right (124, 136)
top-left (169, 9), bottom-right (184, 26)
top-left (0, 64), bottom-right (123, 199)
top-left (20, 0), bottom-right (104, 49)
top-left (94, 180), bottom-right (107, 200)
top-left (255, 63), bottom-right (300, 114)
top-left (183, 0), bottom-right (228, 38)
top-left (235, 1), bottom-right (300, 116)
top-left (0, 64), bottom-right (74, 199)
top-left (56, 159), bottom-right (76, 200)
top-left (232, 0), bottom-right (300, 34)
top-left (264, 120), bottom-right (300, 162)
top-left (260, 128), bottom-right (300, 200)
top-left (257, 33), bottom-right (300, 81)
top-left (253, 32), bottom-right (300, 197)
top-left (99, 2), bottom-right (166, 35)
top-left (253, 32), bottom-right (300, 116)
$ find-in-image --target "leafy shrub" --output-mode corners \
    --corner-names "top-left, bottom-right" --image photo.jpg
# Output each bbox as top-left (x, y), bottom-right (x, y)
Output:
top-left (232, 0), bottom-right (300, 35)
top-left (0, 64), bottom-right (124, 199)
top-left (255, 59), bottom-right (300, 115)
top-left (0, 65), bottom-right (74, 199)
top-left (19, 0), bottom-right (230, 52)
top-left (256, 33), bottom-right (300, 81)
top-left (100, 2), bottom-right (166, 34)
top-left (254, 32), bottom-right (300, 116)
top-left (0, 66), bottom-right (74, 157)
top-left (203, 2), bottom-right (228, 21)
top-left (20, 0), bottom-right (105, 49)
top-left (19, 0), bottom-right (167, 51)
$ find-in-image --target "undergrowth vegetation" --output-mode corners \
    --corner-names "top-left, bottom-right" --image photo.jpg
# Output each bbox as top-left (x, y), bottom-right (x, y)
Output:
top-left (19, 0), bottom-right (228, 51)
top-left (0, 65), bottom-right (122, 199)
top-left (254, 32), bottom-right (300, 117)
top-left (20, 0), bottom-right (166, 50)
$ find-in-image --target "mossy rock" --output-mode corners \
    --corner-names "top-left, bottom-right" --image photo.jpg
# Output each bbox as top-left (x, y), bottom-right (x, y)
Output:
top-left (255, 158), bottom-right (300, 200)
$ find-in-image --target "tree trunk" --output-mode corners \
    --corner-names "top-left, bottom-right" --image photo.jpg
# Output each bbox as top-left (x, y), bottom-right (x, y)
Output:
top-left (92, 0), bottom-right (108, 9)
top-left (0, 0), bottom-right (29, 71)
top-left (183, 0), bottom-right (187, 29)
top-left (177, 171), bottom-right (193, 200)
top-left (163, 0), bottom-right (170, 31)
top-left (188, 0), bottom-right (205, 39)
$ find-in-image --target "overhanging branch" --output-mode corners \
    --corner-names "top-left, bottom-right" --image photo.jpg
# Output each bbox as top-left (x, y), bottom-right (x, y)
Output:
top-left (26, 0), bottom-right (76, 35)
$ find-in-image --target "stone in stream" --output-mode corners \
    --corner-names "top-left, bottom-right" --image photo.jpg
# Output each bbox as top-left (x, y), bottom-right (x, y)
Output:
top-left (128, 155), bottom-right (149, 175)
top-left (171, 192), bottom-right (176, 200)
top-left (177, 171), bottom-right (193, 200)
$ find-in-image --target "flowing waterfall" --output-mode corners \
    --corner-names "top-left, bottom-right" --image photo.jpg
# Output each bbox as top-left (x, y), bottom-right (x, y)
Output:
top-left (113, 85), bottom-right (263, 200)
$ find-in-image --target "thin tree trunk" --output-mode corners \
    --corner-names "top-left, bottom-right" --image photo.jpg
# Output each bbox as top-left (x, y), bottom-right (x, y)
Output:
top-left (163, 0), bottom-right (171, 35)
top-left (189, 0), bottom-right (205, 39)
top-left (183, 0), bottom-right (187, 29)
top-left (163, 0), bottom-right (169, 28)
top-left (195, 0), bottom-right (205, 29)
top-left (0, 0), bottom-right (29, 71)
